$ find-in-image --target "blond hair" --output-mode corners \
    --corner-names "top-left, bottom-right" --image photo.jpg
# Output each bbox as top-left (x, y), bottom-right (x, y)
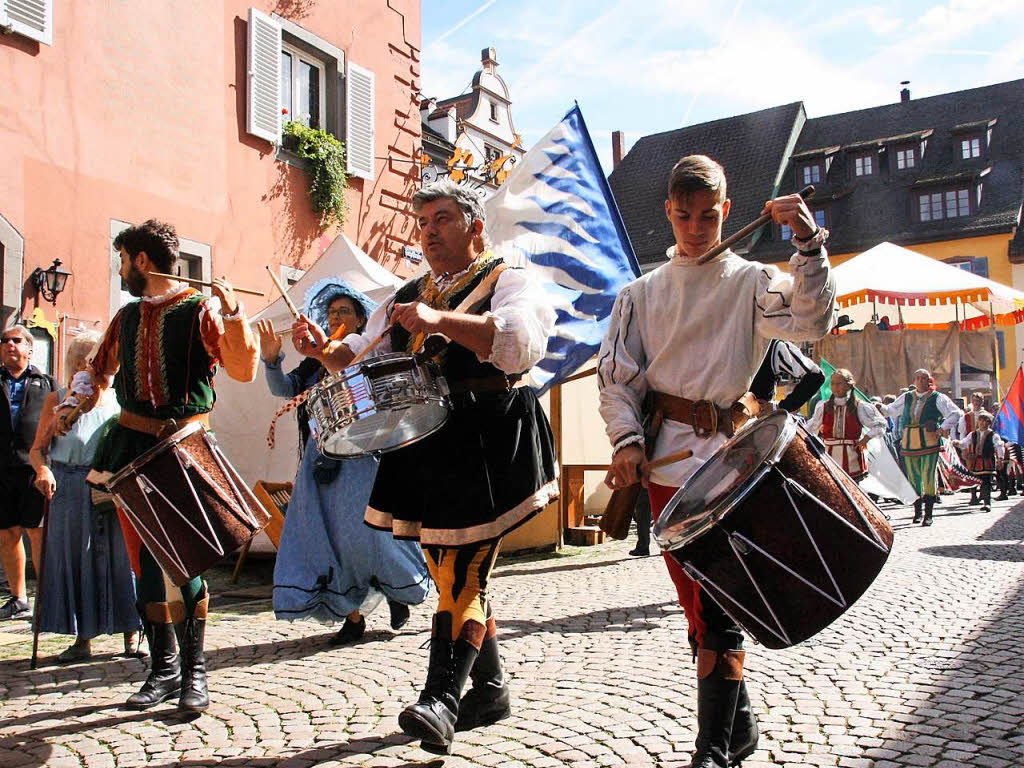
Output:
top-left (65, 331), bottom-right (102, 387)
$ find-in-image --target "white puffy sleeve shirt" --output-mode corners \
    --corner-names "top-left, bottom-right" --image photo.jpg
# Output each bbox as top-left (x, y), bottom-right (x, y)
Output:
top-left (341, 268), bottom-right (555, 375)
top-left (597, 244), bottom-right (836, 487)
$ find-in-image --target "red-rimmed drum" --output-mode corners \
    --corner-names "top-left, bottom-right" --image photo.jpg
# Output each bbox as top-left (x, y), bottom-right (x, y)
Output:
top-left (107, 422), bottom-right (271, 586)
top-left (653, 411), bottom-right (893, 649)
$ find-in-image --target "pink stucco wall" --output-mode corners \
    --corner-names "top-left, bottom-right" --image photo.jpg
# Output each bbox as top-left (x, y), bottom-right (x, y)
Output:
top-left (0, 1), bottom-right (421, 354)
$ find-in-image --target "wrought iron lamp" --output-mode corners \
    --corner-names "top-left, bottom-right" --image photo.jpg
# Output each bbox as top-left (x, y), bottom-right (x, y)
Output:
top-left (31, 258), bottom-right (71, 305)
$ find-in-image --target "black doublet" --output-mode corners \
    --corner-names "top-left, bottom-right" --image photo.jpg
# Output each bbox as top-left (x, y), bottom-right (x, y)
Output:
top-left (365, 260), bottom-right (558, 546)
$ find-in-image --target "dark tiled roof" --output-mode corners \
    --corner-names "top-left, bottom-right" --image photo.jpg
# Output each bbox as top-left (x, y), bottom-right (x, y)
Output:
top-left (756, 79), bottom-right (1024, 261)
top-left (612, 79), bottom-right (1024, 267)
top-left (432, 94), bottom-right (474, 122)
top-left (608, 102), bottom-right (804, 266)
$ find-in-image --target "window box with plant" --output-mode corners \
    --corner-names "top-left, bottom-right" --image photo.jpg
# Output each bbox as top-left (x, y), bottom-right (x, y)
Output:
top-left (282, 120), bottom-right (350, 227)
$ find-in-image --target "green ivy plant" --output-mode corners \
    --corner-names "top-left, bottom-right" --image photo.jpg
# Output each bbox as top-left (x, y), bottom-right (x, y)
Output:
top-left (282, 120), bottom-right (349, 227)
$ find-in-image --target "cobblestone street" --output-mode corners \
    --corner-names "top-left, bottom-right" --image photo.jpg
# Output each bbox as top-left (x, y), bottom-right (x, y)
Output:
top-left (1, 493), bottom-right (1022, 768)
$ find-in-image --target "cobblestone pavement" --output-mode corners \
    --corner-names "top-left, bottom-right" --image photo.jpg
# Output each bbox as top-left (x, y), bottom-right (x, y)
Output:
top-left (1, 491), bottom-right (1022, 767)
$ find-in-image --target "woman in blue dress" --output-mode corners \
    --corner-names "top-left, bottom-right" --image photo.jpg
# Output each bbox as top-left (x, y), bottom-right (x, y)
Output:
top-left (258, 278), bottom-right (430, 643)
top-left (29, 331), bottom-right (142, 662)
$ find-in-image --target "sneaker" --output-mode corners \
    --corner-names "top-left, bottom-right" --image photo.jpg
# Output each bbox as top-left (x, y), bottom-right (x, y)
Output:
top-left (388, 600), bottom-right (410, 631)
top-left (0, 597), bottom-right (31, 620)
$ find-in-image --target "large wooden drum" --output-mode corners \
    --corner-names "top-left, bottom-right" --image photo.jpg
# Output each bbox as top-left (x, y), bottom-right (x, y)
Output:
top-left (653, 411), bottom-right (893, 649)
top-left (107, 422), bottom-right (271, 586)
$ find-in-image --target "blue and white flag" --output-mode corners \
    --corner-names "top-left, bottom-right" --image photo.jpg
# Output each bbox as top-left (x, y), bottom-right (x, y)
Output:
top-left (485, 105), bottom-right (640, 394)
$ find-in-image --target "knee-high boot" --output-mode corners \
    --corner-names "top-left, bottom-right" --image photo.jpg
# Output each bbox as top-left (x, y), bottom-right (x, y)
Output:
top-left (399, 613), bottom-right (480, 754)
top-left (691, 649), bottom-right (745, 768)
top-left (912, 498), bottom-right (923, 523)
top-left (126, 603), bottom-right (181, 709)
top-left (922, 496), bottom-right (935, 526)
top-left (175, 589), bottom-right (209, 712)
top-left (456, 615), bottom-right (511, 731)
top-left (728, 680), bottom-right (759, 766)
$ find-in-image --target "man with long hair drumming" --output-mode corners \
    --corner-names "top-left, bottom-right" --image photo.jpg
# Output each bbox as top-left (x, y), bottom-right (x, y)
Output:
top-left (598, 156), bottom-right (836, 768)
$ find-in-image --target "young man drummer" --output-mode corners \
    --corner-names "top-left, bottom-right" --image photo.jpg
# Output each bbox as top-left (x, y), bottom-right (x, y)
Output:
top-left (293, 180), bottom-right (557, 754)
top-left (67, 220), bottom-right (259, 712)
top-left (597, 155), bottom-right (836, 768)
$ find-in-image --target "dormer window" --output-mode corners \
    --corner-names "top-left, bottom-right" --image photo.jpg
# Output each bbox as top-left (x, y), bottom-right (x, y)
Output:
top-left (800, 162), bottom-right (823, 185)
top-left (960, 135), bottom-right (983, 159)
top-left (853, 153), bottom-right (875, 177)
top-left (895, 146), bottom-right (916, 170)
top-left (919, 188), bottom-right (971, 222)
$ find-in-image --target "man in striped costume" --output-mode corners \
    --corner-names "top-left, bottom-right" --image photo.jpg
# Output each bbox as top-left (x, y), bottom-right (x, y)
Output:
top-left (883, 369), bottom-right (962, 526)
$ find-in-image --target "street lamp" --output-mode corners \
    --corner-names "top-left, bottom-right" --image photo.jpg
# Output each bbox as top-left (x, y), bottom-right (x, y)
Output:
top-left (31, 258), bottom-right (72, 305)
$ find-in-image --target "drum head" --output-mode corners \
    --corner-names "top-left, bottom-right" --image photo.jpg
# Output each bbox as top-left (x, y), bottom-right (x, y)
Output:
top-left (653, 411), bottom-right (796, 551)
top-left (318, 403), bottom-right (449, 457)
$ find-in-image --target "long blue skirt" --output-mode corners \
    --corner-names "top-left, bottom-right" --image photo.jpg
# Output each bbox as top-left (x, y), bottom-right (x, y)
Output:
top-left (37, 464), bottom-right (141, 637)
top-left (273, 440), bottom-right (431, 623)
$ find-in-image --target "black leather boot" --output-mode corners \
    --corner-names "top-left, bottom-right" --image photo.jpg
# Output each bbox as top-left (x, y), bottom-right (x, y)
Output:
top-left (912, 498), bottom-right (923, 523)
top-left (175, 593), bottom-right (209, 712)
top-left (691, 649), bottom-right (744, 768)
top-left (968, 487), bottom-right (980, 505)
top-left (727, 680), bottom-right (758, 766)
top-left (126, 604), bottom-right (181, 709)
top-left (922, 496), bottom-right (934, 526)
top-left (456, 619), bottom-right (510, 731)
top-left (399, 613), bottom-right (479, 754)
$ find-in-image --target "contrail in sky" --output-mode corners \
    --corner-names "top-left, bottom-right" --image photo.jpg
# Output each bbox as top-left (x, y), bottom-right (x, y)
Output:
top-left (427, 0), bottom-right (501, 49)
top-left (680, 0), bottom-right (745, 127)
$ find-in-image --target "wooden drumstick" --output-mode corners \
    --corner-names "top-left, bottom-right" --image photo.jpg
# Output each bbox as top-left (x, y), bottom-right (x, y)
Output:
top-left (598, 448), bottom-right (694, 541)
top-left (696, 184), bottom-right (816, 265)
top-left (265, 266), bottom-right (317, 347)
top-left (348, 327), bottom-right (391, 367)
top-left (148, 272), bottom-right (265, 297)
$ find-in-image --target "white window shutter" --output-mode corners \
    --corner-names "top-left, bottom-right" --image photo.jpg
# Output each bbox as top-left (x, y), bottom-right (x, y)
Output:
top-left (246, 7), bottom-right (282, 144)
top-left (346, 62), bottom-right (375, 179)
top-left (2, 0), bottom-right (53, 46)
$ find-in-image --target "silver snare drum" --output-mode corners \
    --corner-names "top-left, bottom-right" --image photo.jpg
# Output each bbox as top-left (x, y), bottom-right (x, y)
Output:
top-left (306, 353), bottom-right (450, 458)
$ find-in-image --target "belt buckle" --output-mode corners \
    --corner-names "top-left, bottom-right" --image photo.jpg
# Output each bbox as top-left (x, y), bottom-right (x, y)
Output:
top-left (692, 399), bottom-right (718, 439)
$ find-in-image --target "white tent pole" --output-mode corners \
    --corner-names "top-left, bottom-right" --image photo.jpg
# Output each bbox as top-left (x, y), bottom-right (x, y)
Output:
top-left (952, 321), bottom-right (962, 400)
top-left (990, 300), bottom-right (1002, 401)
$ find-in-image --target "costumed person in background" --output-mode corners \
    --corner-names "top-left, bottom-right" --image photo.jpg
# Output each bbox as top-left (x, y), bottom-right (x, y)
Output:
top-left (806, 369), bottom-right (887, 481)
top-left (957, 392), bottom-right (986, 506)
top-left (958, 410), bottom-right (1001, 512)
top-left (883, 369), bottom-right (962, 527)
top-left (29, 332), bottom-right (142, 662)
top-left (598, 156), bottom-right (836, 768)
top-left (69, 220), bottom-right (259, 712)
top-left (748, 338), bottom-right (824, 415)
top-left (257, 279), bottom-right (430, 644)
top-left (292, 181), bottom-right (557, 754)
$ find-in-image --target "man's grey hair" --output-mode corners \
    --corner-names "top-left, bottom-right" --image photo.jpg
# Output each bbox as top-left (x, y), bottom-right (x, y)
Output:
top-left (4, 324), bottom-right (33, 347)
top-left (913, 368), bottom-right (931, 378)
top-left (412, 181), bottom-right (490, 247)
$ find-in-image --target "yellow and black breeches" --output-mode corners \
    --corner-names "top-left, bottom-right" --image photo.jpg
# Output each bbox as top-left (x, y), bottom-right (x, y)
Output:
top-left (422, 538), bottom-right (502, 642)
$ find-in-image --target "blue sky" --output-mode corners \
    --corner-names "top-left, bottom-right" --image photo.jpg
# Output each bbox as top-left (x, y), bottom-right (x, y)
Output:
top-left (421, 0), bottom-right (1024, 171)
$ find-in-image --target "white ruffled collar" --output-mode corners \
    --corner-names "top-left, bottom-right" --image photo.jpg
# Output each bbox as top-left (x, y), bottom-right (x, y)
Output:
top-left (141, 282), bottom-right (189, 304)
top-left (667, 244), bottom-right (730, 266)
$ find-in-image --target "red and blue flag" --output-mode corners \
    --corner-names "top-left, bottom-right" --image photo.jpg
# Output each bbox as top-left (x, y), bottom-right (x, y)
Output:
top-left (994, 365), bottom-right (1024, 444)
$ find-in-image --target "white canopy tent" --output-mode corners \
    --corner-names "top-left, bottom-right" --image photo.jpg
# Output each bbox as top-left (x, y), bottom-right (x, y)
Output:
top-left (209, 234), bottom-right (405, 487)
top-left (835, 242), bottom-right (1024, 331)
top-left (829, 242), bottom-right (1024, 399)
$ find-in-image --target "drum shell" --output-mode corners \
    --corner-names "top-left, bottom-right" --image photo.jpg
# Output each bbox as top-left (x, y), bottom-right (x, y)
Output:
top-left (666, 425), bottom-right (893, 649)
top-left (108, 424), bottom-right (271, 586)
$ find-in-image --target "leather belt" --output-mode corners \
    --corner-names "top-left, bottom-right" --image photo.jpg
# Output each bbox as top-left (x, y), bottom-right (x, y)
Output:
top-left (651, 391), bottom-right (756, 439)
top-left (118, 410), bottom-right (210, 438)
top-left (447, 374), bottom-right (522, 396)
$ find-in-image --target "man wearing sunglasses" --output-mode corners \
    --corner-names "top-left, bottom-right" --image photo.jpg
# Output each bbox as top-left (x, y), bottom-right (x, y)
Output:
top-left (0, 325), bottom-right (56, 620)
